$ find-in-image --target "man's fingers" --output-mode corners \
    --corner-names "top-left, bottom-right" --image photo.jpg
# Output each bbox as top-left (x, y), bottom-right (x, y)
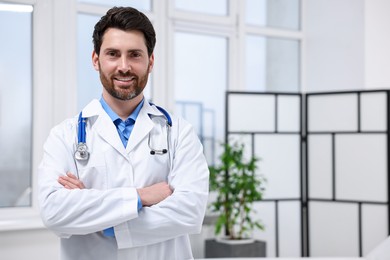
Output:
top-left (66, 172), bottom-right (77, 179)
top-left (137, 182), bottom-right (173, 206)
top-left (58, 174), bottom-right (85, 189)
top-left (59, 176), bottom-right (77, 189)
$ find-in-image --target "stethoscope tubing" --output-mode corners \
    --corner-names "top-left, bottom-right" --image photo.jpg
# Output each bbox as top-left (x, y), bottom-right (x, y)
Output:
top-left (78, 112), bottom-right (86, 143)
top-left (75, 103), bottom-right (172, 161)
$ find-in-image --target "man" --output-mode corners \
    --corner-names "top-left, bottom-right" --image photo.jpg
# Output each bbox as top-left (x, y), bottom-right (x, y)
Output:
top-left (38, 6), bottom-right (209, 260)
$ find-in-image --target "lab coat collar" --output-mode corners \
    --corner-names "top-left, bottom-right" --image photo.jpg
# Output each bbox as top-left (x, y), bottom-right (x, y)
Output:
top-left (81, 99), bottom-right (104, 118)
top-left (81, 99), bottom-right (127, 156)
top-left (81, 98), bottom-right (168, 121)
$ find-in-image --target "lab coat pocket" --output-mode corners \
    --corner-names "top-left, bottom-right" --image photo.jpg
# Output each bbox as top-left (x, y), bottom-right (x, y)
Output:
top-left (145, 151), bottom-right (171, 183)
top-left (76, 152), bottom-right (107, 189)
top-left (131, 145), bottom-right (171, 186)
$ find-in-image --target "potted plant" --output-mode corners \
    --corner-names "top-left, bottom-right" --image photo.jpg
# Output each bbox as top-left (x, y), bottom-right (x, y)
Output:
top-left (205, 141), bottom-right (267, 258)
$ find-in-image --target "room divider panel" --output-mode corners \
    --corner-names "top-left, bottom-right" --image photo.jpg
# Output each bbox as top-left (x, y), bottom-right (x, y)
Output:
top-left (306, 90), bottom-right (389, 257)
top-left (226, 91), bottom-right (303, 257)
top-left (226, 90), bottom-right (390, 257)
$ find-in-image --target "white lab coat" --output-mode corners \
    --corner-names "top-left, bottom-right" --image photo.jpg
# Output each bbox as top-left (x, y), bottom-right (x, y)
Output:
top-left (38, 99), bottom-right (209, 260)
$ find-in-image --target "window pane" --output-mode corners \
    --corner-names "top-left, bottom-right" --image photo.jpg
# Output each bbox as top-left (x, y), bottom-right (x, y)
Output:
top-left (78, 0), bottom-right (151, 11)
top-left (0, 4), bottom-right (33, 207)
top-left (77, 14), bottom-right (101, 110)
top-left (174, 32), bottom-right (228, 164)
top-left (77, 14), bottom-right (152, 110)
top-left (245, 35), bottom-right (300, 92)
top-left (246, 0), bottom-right (300, 30)
top-left (174, 0), bottom-right (228, 16)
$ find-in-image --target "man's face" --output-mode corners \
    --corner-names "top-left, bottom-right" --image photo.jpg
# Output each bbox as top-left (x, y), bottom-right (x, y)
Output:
top-left (92, 28), bottom-right (154, 101)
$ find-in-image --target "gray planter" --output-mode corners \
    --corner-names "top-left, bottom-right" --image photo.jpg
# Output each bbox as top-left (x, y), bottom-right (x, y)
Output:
top-left (205, 238), bottom-right (266, 258)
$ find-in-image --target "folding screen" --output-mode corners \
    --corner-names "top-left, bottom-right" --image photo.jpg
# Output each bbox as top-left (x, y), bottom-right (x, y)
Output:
top-left (226, 90), bottom-right (390, 257)
top-left (306, 91), bottom-right (389, 256)
top-left (227, 92), bottom-right (303, 257)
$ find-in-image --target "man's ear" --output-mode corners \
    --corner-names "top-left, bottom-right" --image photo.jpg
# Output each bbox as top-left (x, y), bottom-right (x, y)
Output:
top-left (148, 53), bottom-right (155, 73)
top-left (92, 50), bottom-right (99, 71)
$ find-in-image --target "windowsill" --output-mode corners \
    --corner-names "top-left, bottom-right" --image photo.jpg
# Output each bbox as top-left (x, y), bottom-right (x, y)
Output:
top-left (0, 208), bottom-right (45, 232)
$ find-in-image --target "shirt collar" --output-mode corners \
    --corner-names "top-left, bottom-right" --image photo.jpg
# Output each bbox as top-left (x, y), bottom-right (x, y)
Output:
top-left (99, 96), bottom-right (145, 123)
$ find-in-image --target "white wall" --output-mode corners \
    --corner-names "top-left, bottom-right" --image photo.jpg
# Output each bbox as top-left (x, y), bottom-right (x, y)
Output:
top-left (364, 0), bottom-right (390, 89)
top-left (305, 0), bottom-right (390, 92)
top-left (305, 0), bottom-right (365, 92)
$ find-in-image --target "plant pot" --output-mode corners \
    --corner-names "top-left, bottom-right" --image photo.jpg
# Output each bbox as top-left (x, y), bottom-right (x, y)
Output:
top-left (205, 238), bottom-right (266, 258)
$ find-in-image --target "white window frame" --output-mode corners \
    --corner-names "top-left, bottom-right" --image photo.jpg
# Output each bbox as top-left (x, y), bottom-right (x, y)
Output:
top-left (166, 0), bottom-right (237, 111)
top-left (0, 0), bottom-right (51, 230)
top-left (237, 0), bottom-right (305, 92)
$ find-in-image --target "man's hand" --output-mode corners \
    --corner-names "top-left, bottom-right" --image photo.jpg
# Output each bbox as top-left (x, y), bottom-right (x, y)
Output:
top-left (137, 182), bottom-right (173, 207)
top-left (58, 172), bottom-right (85, 189)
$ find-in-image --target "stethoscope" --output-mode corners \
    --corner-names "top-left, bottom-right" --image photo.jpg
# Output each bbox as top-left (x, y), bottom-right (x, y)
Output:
top-left (74, 104), bottom-right (172, 161)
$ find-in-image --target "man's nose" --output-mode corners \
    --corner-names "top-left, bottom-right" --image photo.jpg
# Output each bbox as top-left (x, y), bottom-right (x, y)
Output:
top-left (118, 57), bottom-right (131, 72)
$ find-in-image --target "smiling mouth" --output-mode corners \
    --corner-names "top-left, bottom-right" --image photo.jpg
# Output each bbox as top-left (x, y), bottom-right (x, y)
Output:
top-left (115, 76), bottom-right (135, 82)
top-left (114, 76), bottom-right (137, 88)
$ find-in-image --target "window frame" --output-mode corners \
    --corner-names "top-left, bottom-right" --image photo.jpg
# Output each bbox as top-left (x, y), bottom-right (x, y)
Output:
top-left (238, 0), bottom-right (305, 92)
top-left (0, 0), bottom-right (45, 230)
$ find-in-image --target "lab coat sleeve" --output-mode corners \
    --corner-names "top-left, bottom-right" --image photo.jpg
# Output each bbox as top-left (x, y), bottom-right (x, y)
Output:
top-left (118, 117), bottom-right (209, 249)
top-left (38, 120), bottom-right (139, 237)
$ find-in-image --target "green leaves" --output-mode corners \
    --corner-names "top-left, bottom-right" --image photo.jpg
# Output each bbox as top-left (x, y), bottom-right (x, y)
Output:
top-left (209, 141), bottom-right (266, 240)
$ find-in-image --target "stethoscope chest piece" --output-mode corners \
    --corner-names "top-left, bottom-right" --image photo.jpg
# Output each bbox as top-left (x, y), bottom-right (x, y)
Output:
top-left (75, 142), bottom-right (89, 161)
top-left (75, 111), bottom-right (89, 161)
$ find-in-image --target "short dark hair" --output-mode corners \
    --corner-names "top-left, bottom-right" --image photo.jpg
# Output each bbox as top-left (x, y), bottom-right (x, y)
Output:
top-left (92, 6), bottom-right (156, 56)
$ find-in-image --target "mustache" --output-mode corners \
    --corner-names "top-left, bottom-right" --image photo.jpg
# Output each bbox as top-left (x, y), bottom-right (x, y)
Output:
top-left (115, 71), bottom-right (137, 78)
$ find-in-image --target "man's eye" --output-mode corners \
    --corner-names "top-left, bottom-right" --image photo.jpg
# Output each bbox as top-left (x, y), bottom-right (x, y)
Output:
top-left (106, 51), bottom-right (118, 57)
top-left (130, 52), bottom-right (141, 58)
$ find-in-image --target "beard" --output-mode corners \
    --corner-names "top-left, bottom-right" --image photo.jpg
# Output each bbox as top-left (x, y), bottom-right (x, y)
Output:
top-left (99, 63), bottom-right (150, 101)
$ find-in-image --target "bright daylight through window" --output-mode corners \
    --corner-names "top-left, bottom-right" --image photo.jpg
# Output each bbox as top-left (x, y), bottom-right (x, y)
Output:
top-left (0, 3), bottom-right (33, 207)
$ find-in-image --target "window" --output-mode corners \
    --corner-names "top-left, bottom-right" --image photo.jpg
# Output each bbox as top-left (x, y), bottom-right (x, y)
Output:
top-left (174, 0), bottom-right (228, 16)
top-left (245, 36), bottom-right (300, 91)
top-left (243, 0), bottom-right (302, 92)
top-left (171, 1), bottom-right (302, 164)
top-left (245, 0), bottom-right (300, 30)
top-left (174, 32), bottom-right (228, 163)
top-left (77, 13), bottom-right (101, 110)
top-left (0, 3), bottom-right (33, 207)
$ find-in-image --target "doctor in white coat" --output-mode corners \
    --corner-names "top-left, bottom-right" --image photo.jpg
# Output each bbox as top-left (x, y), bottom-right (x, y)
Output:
top-left (38, 6), bottom-right (209, 260)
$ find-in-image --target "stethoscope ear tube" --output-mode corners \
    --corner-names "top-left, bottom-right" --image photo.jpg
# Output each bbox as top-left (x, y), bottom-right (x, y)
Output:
top-left (148, 111), bottom-right (171, 156)
top-left (150, 149), bottom-right (168, 155)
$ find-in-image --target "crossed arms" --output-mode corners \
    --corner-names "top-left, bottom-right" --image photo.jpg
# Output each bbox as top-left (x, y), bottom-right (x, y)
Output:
top-left (58, 172), bottom-right (172, 206)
